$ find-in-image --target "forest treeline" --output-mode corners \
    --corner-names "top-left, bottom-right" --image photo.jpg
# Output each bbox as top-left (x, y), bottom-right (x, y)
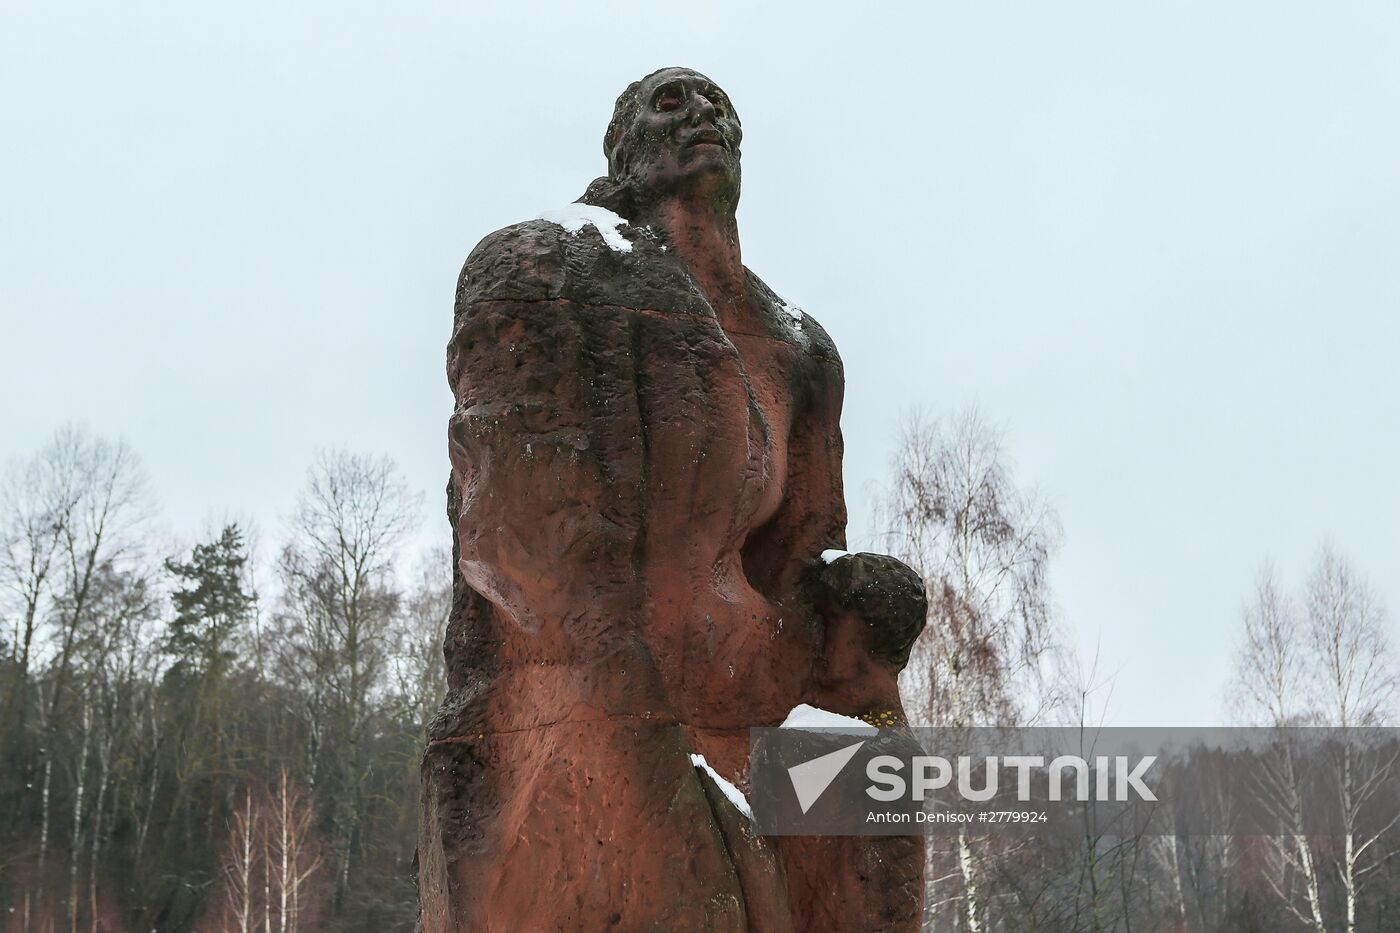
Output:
top-left (4, 417), bottom-right (1399, 933)
top-left (0, 427), bottom-right (446, 933)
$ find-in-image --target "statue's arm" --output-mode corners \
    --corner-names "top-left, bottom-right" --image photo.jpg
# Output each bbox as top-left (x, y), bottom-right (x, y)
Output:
top-left (799, 352), bottom-right (926, 677)
top-left (446, 225), bottom-right (646, 637)
top-left (745, 315), bottom-right (926, 685)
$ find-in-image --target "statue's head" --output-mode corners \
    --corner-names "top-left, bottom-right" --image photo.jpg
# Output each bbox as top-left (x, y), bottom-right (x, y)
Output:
top-left (602, 67), bottom-right (743, 209)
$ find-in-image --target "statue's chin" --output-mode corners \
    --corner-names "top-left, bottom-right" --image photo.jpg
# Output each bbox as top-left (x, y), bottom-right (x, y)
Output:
top-left (637, 169), bottom-right (741, 209)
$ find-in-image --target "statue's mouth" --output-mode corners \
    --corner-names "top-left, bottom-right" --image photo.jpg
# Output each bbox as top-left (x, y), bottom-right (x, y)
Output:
top-left (686, 129), bottom-right (728, 150)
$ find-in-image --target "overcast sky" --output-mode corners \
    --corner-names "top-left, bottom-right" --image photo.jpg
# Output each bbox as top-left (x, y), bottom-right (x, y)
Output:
top-left (3, 1), bottom-right (1397, 726)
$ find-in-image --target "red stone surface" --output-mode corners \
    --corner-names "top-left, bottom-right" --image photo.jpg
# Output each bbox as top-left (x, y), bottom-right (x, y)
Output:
top-left (419, 67), bottom-right (926, 932)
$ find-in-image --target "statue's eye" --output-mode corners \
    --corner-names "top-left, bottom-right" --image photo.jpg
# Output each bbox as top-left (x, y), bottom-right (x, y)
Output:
top-left (656, 88), bottom-right (683, 112)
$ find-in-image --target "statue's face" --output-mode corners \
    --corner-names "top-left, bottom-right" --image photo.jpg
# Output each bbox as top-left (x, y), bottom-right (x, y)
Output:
top-left (613, 68), bottom-right (743, 202)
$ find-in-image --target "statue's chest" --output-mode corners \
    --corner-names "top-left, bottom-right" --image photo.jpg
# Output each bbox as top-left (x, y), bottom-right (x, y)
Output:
top-left (578, 245), bottom-right (808, 538)
top-left (630, 312), bottom-right (796, 540)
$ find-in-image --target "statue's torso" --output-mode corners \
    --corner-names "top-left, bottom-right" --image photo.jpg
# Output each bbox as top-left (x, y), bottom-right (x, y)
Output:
top-left (428, 214), bottom-right (921, 933)
top-left (449, 218), bottom-right (842, 731)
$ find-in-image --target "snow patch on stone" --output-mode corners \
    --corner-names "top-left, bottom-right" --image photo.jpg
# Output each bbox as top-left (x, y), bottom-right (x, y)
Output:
top-left (690, 754), bottom-right (753, 820)
top-left (781, 703), bottom-right (877, 733)
top-left (771, 294), bottom-right (805, 329)
top-left (537, 203), bottom-right (633, 253)
top-left (820, 548), bottom-right (850, 564)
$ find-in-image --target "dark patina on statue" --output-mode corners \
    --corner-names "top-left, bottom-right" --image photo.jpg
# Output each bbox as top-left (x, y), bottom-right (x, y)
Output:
top-left (420, 67), bottom-right (928, 932)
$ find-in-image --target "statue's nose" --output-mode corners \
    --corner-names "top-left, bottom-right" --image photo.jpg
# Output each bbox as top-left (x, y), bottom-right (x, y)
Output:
top-left (690, 93), bottom-right (718, 125)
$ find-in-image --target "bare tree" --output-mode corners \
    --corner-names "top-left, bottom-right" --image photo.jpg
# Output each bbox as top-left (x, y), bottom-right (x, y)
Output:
top-left (0, 427), bottom-right (151, 926)
top-left (1232, 563), bottom-right (1307, 728)
top-left (0, 430), bottom-right (84, 733)
top-left (1233, 563), bottom-right (1327, 932)
top-left (214, 770), bottom-right (324, 933)
top-left (1305, 546), bottom-right (1397, 933)
top-left (266, 769), bottom-right (323, 933)
top-left (43, 429), bottom-right (150, 727)
top-left (82, 563), bottom-right (161, 933)
top-left (875, 410), bottom-right (1061, 730)
top-left (1234, 548), bottom-right (1400, 933)
top-left (275, 450), bottom-right (417, 909)
top-left (222, 788), bottom-right (260, 933)
top-left (873, 409), bottom-right (1061, 933)
top-left (387, 549), bottom-right (450, 745)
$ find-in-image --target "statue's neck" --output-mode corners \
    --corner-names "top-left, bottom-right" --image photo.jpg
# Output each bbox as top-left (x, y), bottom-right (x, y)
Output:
top-left (641, 197), bottom-right (747, 323)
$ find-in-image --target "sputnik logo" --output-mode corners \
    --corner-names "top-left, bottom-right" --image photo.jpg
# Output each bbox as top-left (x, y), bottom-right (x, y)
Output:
top-left (787, 741), bottom-right (867, 814)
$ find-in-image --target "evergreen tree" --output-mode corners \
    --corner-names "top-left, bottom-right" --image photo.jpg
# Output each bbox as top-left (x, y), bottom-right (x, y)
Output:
top-left (163, 524), bottom-right (255, 681)
top-left (160, 524), bottom-right (258, 895)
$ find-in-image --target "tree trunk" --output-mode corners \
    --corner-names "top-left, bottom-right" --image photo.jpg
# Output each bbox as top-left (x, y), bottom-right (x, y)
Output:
top-left (69, 700), bottom-right (91, 933)
top-left (956, 827), bottom-right (981, 933)
top-left (87, 736), bottom-right (110, 933)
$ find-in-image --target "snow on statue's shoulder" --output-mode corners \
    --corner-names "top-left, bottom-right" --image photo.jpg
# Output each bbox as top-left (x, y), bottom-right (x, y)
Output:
top-left (690, 754), bottom-right (753, 820)
top-left (537, 203), bottom-right (633, 253)
top-left (820, 549), bottom-right (850, 564)
top-left (776, 295), bottom-right (805, 330)
top-left (781, 703), bottom-right (877, 734)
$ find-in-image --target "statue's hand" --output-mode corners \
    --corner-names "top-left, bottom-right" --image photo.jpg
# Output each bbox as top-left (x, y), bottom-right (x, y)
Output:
top-left (811, 553), bottom-right (927, 669)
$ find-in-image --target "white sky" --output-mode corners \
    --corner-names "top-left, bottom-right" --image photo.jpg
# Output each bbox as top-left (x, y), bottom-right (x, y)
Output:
top-left (3, 1), bottom-right (1397, 726)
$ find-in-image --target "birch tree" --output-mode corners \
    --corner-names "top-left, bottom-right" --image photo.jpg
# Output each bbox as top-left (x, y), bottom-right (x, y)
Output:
top-left (215, 770), bottom-right (324, 933)
top-left (1234, 549), bottom-right (1400, 932)
top-left (1305, 546), bottom-right (1397, 933)
top-left (874, 409), bottom-right (1061, 932)
top-left (1233, 562), bottom-right (1327, 932)
top-left (222, 787), bottom-right (260, 933)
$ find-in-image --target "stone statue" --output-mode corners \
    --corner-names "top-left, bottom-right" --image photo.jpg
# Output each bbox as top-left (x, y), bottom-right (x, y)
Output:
top-left (419, 66), bottom-right (928, 932)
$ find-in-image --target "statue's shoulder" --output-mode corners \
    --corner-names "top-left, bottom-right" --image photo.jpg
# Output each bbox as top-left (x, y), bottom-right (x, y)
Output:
top-left (744, 270), bottom-right (841, 365)
top-left (456, 218), bottom-right (571, 308)
top-left (457, 205), bottom-right (706, 316)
